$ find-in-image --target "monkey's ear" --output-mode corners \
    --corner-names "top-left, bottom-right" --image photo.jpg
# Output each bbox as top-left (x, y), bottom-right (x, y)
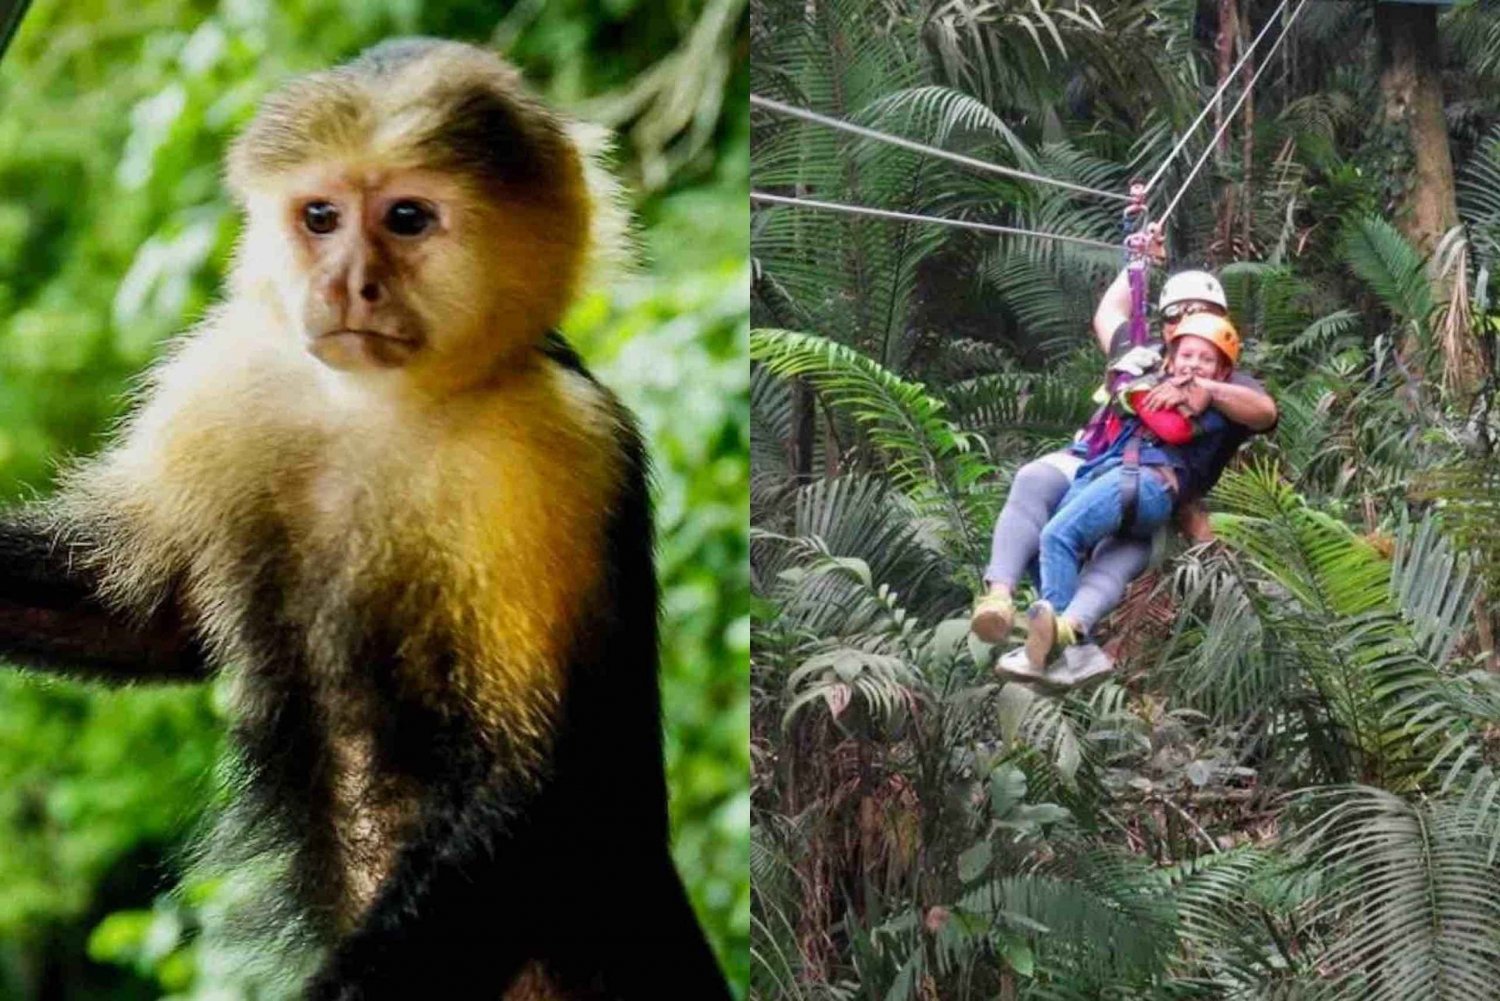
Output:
top-left (567, 121), bottom-right (636, 293)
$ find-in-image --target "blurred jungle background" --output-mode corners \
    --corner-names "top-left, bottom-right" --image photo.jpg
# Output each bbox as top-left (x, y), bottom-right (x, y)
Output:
top-left (0, 0), bottom-right (749, 997)
top-left (752, 0), bottom-right (1500, 998)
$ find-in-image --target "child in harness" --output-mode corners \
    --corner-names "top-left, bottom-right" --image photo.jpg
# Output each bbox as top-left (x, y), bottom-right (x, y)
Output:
top-left (995, 310), bottom-right (1245, 680)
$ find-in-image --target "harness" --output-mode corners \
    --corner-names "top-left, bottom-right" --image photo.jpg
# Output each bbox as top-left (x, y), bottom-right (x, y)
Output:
top-left (1120, 436), bottom-right (1143, 529)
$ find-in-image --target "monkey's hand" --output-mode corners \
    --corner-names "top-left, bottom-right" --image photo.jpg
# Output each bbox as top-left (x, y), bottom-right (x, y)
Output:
top-left (0, 514), bottom-right (207, 682)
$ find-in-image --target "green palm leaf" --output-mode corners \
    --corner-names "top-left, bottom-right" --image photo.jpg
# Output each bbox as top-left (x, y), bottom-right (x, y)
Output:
top-left (1293, 785), bottom-right (1500, 1001)
top-left (751, 328), bottom-right (998, 559)
top-left (1205, 463), bottom-right (1466, 785)
top-left (1339, 215), bottom-right (1433, 335)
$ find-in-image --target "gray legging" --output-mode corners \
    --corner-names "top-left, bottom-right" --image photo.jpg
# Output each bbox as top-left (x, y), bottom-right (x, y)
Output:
top-left (983, 452), bottom-right (1151, 633)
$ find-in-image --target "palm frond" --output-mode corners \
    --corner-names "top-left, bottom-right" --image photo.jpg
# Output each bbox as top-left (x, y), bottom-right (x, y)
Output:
top-left (862, 84), bottom-right (1032, 161)
top-left (751, 328), bottom-right (998, 559)
top-left (1292, 785), bottom-right (1500, 1001)
top-left (1206, 462), bottom-right (1464, 785)
top-left (1391, 512), bottom-right (1477, 670)
top-left (1339, 215), bottom-right (1433, 334)
top-left (939, 367), bottom-right (1099, 449)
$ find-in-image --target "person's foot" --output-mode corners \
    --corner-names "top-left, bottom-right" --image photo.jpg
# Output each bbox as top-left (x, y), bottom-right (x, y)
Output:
top-left (970, 590), bottom-right (1014, 644)
top-left (1042, 642), bottom-right (1114, 690)
top-left (994, 645), bottom-right (1045, 683)
top-left (1023, 601), bottom-right (1080, 670)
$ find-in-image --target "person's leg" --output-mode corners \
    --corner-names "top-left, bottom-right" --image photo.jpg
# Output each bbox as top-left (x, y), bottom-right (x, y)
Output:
top-left (982, 454), bottom-right (1078, 590)
top-left (1065, 535), bottom-right (1153, 635)
top-left (1038, 472), bottom-right (1126, 613)
top-left (974, 453), bottom-right (1078, 643)
top-left (1030, 469), bottom-right (1172, 665)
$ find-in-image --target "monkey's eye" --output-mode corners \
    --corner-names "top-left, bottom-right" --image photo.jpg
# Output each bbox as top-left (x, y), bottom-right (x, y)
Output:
top-left (385, 200), bottom-right (435, 237)
top-left (302, 201), bottom-right (340, 235)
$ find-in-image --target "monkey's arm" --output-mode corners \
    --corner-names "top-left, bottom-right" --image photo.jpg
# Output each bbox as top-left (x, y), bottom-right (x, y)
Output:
top-left (0, 517), bottom-right (208, 681)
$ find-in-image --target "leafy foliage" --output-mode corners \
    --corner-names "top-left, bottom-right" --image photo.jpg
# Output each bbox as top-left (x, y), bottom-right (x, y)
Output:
top-left (752, 0), bottom-right (1500, 996)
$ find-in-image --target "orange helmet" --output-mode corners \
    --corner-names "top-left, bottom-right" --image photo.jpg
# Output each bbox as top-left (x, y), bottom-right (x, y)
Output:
top-left (1166, 312), bottom-right (1240, 366)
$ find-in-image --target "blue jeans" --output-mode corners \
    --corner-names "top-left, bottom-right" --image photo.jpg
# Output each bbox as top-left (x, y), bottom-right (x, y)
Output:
top-left (1038, 460), bottom-right (1174, 613)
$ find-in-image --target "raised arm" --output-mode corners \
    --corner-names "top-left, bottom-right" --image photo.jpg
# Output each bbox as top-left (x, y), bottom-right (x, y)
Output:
top-left (0, 514), bottom-right (207, 682)
top-left (1091, 266), bottom-right (1133, 353)
top-left (1092, 225), bottom-right (1165, 354)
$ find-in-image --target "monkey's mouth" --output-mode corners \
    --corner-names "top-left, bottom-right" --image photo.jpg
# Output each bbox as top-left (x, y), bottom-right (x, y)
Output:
top-left (309, 329), bottom-right (423, 369)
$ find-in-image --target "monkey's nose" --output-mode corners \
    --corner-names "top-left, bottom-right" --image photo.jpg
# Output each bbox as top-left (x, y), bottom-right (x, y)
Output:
top-left (358, 282), bottom-right (380, 303)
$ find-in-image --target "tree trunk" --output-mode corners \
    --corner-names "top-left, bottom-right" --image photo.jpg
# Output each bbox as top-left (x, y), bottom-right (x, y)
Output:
top-left (1376, 2), bottom-right (1472, 391)
top-left (822, 405), bottom-right (841, 478)
top-left (1376, 2), bottom-right (1457, 254)
top-left (1215, 0), bottom-right (1238, 159)
top-left (1475, 593), bottom-right (1500, 673)
top-left (792, 380), bottom-right (816, 484)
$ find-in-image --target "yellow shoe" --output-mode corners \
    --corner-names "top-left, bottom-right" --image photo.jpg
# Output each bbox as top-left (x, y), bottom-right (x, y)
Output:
top-left (970, 592), bottom-right (1014, 644)
top-left (1023, 602), bottom-right (1080, 670)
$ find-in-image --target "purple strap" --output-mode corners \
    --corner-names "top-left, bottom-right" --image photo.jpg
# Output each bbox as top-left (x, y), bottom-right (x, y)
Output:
top-left (1127, 259), bottom-right (1148, 347)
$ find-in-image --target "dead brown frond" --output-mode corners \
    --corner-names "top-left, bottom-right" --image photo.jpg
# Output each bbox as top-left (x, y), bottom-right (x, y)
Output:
top-left (1430, 225), bottom-right (1485, 401)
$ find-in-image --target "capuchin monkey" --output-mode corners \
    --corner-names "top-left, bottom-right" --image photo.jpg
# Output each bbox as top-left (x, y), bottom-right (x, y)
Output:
top-left (0, 38), bottom-right (730, 1001)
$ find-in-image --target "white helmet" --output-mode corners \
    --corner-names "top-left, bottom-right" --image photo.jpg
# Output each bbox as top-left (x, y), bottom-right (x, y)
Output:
top-left (1159, 270), bottom-right (1227, 312)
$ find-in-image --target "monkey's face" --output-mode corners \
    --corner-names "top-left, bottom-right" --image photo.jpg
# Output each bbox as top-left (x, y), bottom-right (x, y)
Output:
top-left (226, 41), bottom-right (595, 389)
top-left (258, 160), bottom-right (585, 387)
top-left (271, 165), bottom-right (453, 374)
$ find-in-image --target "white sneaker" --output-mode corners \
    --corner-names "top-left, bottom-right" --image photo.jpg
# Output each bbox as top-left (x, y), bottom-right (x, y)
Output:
top-left (1043, 643), bottom-right (1115, 689)
top-left (994, 645), bottom-right (1046, 683)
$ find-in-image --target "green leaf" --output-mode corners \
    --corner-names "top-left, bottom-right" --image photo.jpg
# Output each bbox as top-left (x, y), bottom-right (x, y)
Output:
top-left (999, 935), bottom-right (1035, 977)
top-left (1055, 724), bottom-right (1082, 786)
top-left (932, 616), bottom-right (973, 657)
top-left (997, 683), bottom-right (1037, 745)
top-left (958, 839), bottom-right (993, 883)
top-left (990, 764), bottom-right (1028, 816)
top-left (1016, 803), bottom-right (1072, 826)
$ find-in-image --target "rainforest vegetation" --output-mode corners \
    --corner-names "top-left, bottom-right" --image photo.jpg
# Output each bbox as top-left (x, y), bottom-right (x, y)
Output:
top-left (751, 1), bottom-right (1500, 997)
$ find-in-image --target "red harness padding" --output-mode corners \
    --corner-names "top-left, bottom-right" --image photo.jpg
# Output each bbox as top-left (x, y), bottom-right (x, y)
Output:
top-left (1126, 390), bottom-right (1195, 445)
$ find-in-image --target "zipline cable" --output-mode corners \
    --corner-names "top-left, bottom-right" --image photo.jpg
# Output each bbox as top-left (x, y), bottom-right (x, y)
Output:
top-left (1156, 0), bottom-right (1309, 228)
top-left (751, 94), bottom-right (1132, 203)
top-left (1141, 0), bottom-right (1292, 196)
top-left (750, 191), bottom-right (1122, 251)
